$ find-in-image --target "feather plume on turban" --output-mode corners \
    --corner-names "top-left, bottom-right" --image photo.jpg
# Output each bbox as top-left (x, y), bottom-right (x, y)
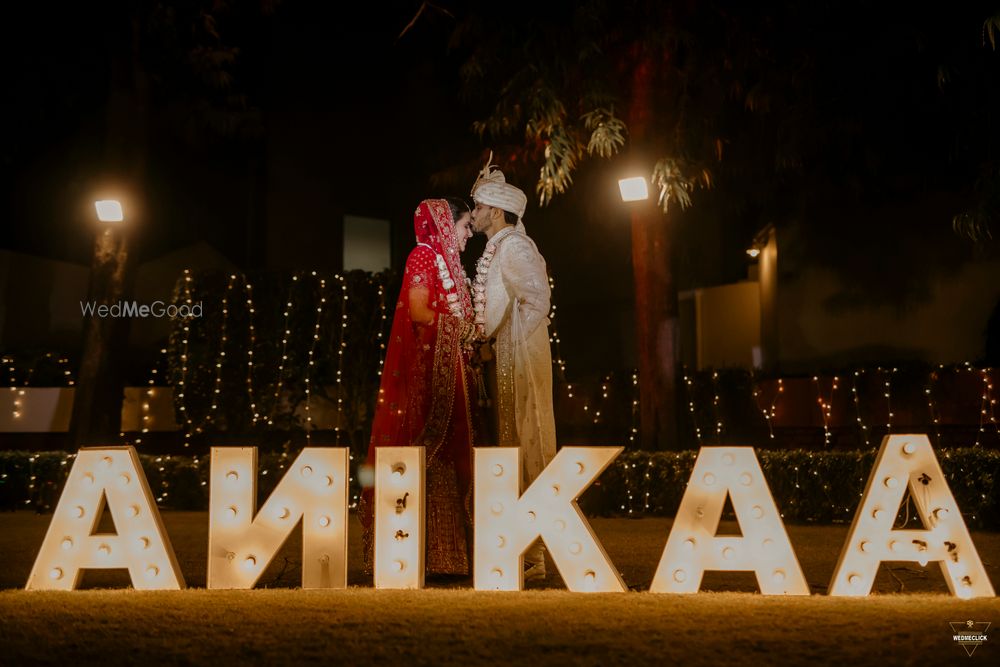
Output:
top-left (470, 151), bottom-right (527, 221)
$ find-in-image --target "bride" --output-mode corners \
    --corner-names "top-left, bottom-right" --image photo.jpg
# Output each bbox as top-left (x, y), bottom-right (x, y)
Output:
top-left (359, 197), bottom-right (478, 576)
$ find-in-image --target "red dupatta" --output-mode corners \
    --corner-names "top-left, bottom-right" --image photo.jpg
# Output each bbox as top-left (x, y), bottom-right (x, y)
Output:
top-left (359, 199), bottom-right (475, 531)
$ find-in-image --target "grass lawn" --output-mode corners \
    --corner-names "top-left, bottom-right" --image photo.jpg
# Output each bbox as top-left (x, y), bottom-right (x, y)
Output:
top-left (1, 512), bottom-right (999, 665)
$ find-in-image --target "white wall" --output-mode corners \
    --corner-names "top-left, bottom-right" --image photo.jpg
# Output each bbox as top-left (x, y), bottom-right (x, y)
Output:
top-left (343, 215), bottom-right (390, 272)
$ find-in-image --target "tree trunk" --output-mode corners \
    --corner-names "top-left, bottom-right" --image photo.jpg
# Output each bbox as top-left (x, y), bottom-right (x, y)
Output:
top-left (629, 53), bottom-right (680, 450)
top-left (70, 15), bottom-right (147, 447)
top-left (72, 227), bottom-right (134, 446)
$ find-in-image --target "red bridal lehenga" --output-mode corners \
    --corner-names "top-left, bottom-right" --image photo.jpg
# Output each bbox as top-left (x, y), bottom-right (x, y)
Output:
top-left (359, 199), bottom-right (478, 576)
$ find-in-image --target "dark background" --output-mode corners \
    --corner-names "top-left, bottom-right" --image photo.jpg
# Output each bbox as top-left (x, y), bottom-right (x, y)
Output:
top-left (2, 1), bottom-right (998, 375)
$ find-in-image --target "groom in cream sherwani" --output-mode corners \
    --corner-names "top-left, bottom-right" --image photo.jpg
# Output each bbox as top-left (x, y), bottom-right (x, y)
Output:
top-left (469, 154), bottom-right (557, 582)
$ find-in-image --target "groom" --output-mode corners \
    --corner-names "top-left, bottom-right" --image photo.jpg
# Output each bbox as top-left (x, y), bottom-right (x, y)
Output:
top-left (470, 153), bottom-right (557, 582)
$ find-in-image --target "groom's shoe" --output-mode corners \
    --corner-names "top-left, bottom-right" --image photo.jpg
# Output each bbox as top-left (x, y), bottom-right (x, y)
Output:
top-left (524, 561), bottom-right (546, 583)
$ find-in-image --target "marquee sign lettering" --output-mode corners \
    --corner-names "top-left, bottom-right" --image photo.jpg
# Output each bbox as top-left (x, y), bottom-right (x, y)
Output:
top-left (25, 435), bottom-right (996, 598)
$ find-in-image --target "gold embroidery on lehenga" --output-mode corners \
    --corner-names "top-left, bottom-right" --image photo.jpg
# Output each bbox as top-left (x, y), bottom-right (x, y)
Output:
top-left (426, 460), bottom-right (470, 575)
top-left (495, 308), bottom-right (518, 447)
top-left (418, 314), bottom-right (460, 461)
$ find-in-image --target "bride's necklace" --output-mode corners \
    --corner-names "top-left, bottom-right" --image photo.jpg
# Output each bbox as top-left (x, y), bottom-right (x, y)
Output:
top-left (418, 243), bottom-right (467, 320)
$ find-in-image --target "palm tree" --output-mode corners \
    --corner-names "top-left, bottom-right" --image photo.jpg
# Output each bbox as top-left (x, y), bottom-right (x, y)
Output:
top-left (419, 0), bottom-right (783, 449)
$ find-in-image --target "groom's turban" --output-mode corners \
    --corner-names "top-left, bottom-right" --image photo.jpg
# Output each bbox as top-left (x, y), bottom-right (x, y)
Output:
top-left (471, 151), bottom-right (527, 221)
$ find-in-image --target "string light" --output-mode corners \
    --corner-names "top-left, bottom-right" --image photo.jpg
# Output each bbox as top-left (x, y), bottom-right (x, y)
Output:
top-left (711, 370), bottom-right (723, 442)
top-left (176, 270), bottom-right (194, 448)
top-left (975, 366), bottom-right (998, 446)
top-left (304, 273), bottom-right (326, 445)
top-left (547, 276), bottom-right (568, 381)
top-left (813, 375), bottom-right (839, 447)
top-left (245, 277), bottom-right (260, 425)
top-left (752, 373), bottom-right (779, 440)
top-left (134, 347), bottom-right (168, 447)
top-left (851, 370), bottom-right (871, 447)
top-left (269, 274), bottom-right (298, 427)
top-left (683, 373), bottom-right (703, 444)
top-left (629, 370), bottom-right (639, 446)
top-left (877, 367), bottom-right (897, 436)
top-left (206, 275), bottom-right (236, 426)
top-left (987, 368), bottom-right (999, 437)
top-left (376, 279), bottom-right (387, 372)
top-left (1, 354), bottom-right (74, 388)
top-left (335, 274), bottom-right (348, 444)
top-left (925, 368), bottom-right (941, 446)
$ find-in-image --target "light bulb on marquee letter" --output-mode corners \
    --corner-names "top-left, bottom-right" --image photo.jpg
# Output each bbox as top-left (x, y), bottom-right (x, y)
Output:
top-left (26, 446), bottom-right (184, 591)
top-left (650, 447), bottom-right (808, 595)
top-left (829, 435), bottom-right (995, 598)
top-left (474, 446), bottom-right (626, 592)
top-left (207, 447), bottom-right (349, 589)
top-left (374, 447), bottom-right (425, 589)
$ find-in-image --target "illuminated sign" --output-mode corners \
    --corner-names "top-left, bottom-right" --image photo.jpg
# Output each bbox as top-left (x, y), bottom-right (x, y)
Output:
top-left (474, 447), bottom-right (626, 592)
top-left (828, 435), bottom-right (995, 598)
top-left (373, 447), bottom-right (425, 589)
top-left (207, 447), bottom-right (349, 589)
top-left (26, 446), bottom-right (184, 590)
top-left (25, 438), bottom-right (996, 598)
top-left (650, 446), bottom-right (809, 595)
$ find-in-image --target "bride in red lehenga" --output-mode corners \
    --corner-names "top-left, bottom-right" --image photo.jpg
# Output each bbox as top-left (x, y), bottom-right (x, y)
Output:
top-left (359, 198), bottom-right (479, 576)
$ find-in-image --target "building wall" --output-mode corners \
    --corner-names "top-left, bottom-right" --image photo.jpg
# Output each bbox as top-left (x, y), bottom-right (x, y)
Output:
top-left (758, 227), bottom-right (779, 369)
top-left (681, 281), bottom-right (761, 370)
top-left (776, 259), bottom-right (1000, 369)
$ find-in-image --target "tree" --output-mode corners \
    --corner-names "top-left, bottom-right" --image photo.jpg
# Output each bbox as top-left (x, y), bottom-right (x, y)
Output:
top-left (407, 1), bottom-right (1000, 449)
top-left (415, 0), bottom-right (777, 449)
top-left (70, 1), bottom-right (278, 445)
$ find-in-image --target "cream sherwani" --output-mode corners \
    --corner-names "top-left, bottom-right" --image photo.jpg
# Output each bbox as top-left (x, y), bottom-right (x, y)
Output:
top-left (480, 222), bottom-right (557, 487)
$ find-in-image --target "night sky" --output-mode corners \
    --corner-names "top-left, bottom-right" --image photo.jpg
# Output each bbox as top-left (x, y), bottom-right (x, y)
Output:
top-left (2, 1), bottom-right (998, 373)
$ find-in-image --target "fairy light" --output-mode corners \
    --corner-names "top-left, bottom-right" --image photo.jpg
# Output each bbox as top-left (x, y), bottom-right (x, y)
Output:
top-left (304, 273), bottom-right (326, 445)
top-left (593, 373), bottom-right (611, 425)
top-left (548, 276), bottom-right (568, 381)
top-left (376, 279), bottom-right (387, 372)
top-left (176, 269), bottom-right (194, 448)
top-left (11, 387), bottom-right (24, 420)
top-left (60, 355), bottom-right (74, 386)
top-left (269, 274), bottom-right (298, 427)
top-left (134, 347), bottom-right (169, 447)
top-left (978, 368), bottom-right (988, 442)
top-left (925, 368), bottom-right (941, 446)
top-left (851, 370), bottom-right (870, 447)
top-left (883, 367), bottom-right (896, 436)
top-left (24, 356), bottom-right (35, 386)
top-left (987, 368), bottom-right (999, 437)
top-left (683, 373), bottom-right (703, 444)
top-left (751, 373), bottom-right (776, 440)
top-left (629, 370), bottom-right (639, 446)
top-left (335, 274), bottom-right (348, 444)
top-left (205, 274), bottom-right (236, 427)
top-left (711, 370), bottom-right (723, 441)
top-left (813, 375), bottom-right (839, 447)
top-left (244, 277), bottom-right (260, 425)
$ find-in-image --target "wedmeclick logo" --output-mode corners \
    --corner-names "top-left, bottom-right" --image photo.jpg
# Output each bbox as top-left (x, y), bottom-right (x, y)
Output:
top-left (79, 300), bottom-right (203, 319)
